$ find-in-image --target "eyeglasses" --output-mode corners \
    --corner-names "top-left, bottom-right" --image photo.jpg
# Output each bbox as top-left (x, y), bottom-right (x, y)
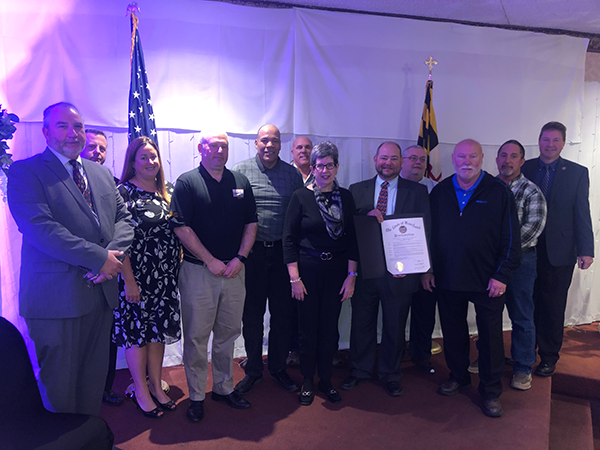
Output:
top-left (407, 156), bottom-right (427, 163)
top-left (313, 163), bottom-right (337, 171)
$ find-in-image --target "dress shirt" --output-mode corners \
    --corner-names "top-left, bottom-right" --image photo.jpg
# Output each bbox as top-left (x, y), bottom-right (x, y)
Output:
top-left (47, 146), bottom-right (89, 188)
top-left (373, 175), bottom-right (398, 216)
top-left (452, 171), bottom-right (484, 212)
top-left (399, 175), bottom-right (438, 194)
top-left (502, 173), bottom-right (547, 249)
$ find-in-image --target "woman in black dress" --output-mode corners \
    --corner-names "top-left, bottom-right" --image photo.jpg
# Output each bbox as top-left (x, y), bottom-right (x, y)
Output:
top-left (113, 137), bottom-right (181, 418)
top-left (283, 141), bottom-right (358, 406)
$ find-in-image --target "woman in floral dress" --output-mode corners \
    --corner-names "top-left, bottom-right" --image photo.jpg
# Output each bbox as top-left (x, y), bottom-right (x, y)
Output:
top-left (113, 136), bottom-right (181, 418)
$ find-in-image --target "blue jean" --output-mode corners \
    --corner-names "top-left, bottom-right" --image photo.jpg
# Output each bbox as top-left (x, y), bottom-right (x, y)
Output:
top-left (505, 249), bottom-right (537, 374)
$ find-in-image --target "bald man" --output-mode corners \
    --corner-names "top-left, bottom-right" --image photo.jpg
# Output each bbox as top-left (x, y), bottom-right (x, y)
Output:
top-left (423, 139), bottom-right (520, 418)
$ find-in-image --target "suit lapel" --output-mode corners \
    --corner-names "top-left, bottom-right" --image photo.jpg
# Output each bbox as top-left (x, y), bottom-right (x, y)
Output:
top-left (43, 148), bottom-right (99, 226)
top-left (365, 177), bottom-right (377, 210)
top-left (395, 178), bottom-right (408, 214)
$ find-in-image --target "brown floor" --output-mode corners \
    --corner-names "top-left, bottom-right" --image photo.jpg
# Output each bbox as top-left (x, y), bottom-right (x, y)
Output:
top-left (102, 328), bottom-right (573, 450)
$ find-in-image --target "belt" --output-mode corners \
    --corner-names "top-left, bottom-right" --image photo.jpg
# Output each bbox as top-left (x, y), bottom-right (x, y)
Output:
top-left (255, 240), bottom-right (282, 248)
top-left (522, 246), bottom-right (536, 255)
top-left (183, 255), bottom-right (231, 266)
top-left (300, 247), bottom-right (345, 261)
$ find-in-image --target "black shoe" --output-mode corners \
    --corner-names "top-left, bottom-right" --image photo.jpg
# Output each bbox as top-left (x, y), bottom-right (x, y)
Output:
top-left (384, 381), bottom-right (403, 397)
top-left (186, 400), bottom-right (204, 423)
top-left (340, 375), bottom-right (369, 391)
top-left (534, 361), bottom-right (556, 377)
top-left (299, 379), bottom-right (314, 406)
top-left (482, 398), bottom-right (504, 418)
top-left (149, 392), bottom-right (177, 411)
top-left (102, 389), bottom-right (124, 406)
top-left (437, 380), bottom-right (472, 396)
top-left (211, 392), bottom-right (251, 409)
top-left (318, 380), bottom-right (341, 404)
top-left (234, 374), bottom-right (263, 395)
top-left (131, 393), bottom-right (163, 419)
top-left (271, 370), bottom-right (300, 393)
top-left (412, 359), bottom-right (435, 374)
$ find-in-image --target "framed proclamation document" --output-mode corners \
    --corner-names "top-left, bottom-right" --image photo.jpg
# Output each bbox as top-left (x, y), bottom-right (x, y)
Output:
top-left (354, 214), bottom-right (431, 279)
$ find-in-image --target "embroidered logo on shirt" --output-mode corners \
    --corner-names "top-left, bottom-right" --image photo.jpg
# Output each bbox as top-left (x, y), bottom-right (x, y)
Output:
top-left (476, 200), bottom-right (487, 203)
top-left (233, 189), bottom-right (244, 198)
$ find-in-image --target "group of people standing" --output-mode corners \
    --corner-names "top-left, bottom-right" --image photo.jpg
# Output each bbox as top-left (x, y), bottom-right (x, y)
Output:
top-left (6, 101), bottom-right (593, 437)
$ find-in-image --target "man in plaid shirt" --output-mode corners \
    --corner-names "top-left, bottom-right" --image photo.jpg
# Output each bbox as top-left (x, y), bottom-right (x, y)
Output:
top-left (496, 139), bottom-right (547, 390)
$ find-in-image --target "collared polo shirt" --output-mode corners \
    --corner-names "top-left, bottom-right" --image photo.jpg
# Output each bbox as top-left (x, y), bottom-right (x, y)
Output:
top-left (453, 171), bottom-right (484, 212)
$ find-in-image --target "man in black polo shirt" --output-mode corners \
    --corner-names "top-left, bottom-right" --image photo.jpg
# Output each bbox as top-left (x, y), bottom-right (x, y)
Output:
top-left (170, 131), bottom-right (258, 423)
top-left (233, 125), bottom-right (303, 396)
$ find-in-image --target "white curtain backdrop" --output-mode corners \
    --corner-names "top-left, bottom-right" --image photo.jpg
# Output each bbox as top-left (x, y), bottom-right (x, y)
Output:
top-left (0, 0), bottom-right (597, 370)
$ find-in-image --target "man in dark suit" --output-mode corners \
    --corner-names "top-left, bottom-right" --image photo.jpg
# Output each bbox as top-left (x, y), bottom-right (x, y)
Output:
top-left (342, 141), bottom-right (430, 397)
top-left (7, 102), bottom-right (134, 416)
top-left (522, 121), bottom-right (594, 377)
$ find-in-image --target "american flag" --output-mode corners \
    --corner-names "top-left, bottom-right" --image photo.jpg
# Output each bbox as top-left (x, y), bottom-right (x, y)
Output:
top-left (128, 13), bottom-right (156, 143)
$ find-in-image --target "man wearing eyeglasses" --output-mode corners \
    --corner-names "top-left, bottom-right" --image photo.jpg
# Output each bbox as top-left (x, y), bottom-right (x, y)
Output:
top-left (521, 122), bottom-right (594, 377)
top-left (399, 145), bottom-right (440, 375)
top-left (342, 141), bottom-right (431, 397)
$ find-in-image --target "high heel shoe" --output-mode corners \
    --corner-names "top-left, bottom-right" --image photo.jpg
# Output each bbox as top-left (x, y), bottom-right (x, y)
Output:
top-left (131, 392), bottom-right (163, 418)
top-left (150, 392), bottom-right (177, 411)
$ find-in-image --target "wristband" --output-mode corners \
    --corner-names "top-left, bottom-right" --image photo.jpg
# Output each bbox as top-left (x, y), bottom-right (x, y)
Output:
top-left (236, 254), bottom-right (247, 264)
top-left (290, 277), bottom-right (302, 283)
top-left (348, 271), bottom-right (358, 277)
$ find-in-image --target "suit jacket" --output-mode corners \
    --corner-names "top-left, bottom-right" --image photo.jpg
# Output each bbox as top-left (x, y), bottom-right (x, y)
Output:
top-left (8, 148), bottom-right (134, 319)
top-left (349, 176), bottom-right (431, 295)
top-left (522, 157), bottom-right (594, 266)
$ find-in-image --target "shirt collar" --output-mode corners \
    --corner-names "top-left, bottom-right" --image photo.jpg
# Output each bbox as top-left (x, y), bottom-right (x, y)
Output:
top-left (376, 175), bottom-right (398, 189)
top-left (47, 146), bottom-right (82, 166)
top-left (452, 170), bottom-right (484, 193)
top-left (255, 154), bottom-right (280, 172)
top-left (538, 158), bottom-right (559, 171)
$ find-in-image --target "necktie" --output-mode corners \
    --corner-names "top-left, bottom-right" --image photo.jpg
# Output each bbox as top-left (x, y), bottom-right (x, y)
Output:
top-left (69, 160), bottom-right (94, 210)
top-left (376, 181), bottom-right (389, 215)
top-left (540, 165), bottom-right (550, 198)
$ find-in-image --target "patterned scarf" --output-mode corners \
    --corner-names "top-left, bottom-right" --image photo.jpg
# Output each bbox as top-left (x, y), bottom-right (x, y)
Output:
top-left (313, 179), bottom-right (344, 240)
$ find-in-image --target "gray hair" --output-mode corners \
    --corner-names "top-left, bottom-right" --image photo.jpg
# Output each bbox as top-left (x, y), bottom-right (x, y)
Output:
top-left (402, 144), bottom-right (425, 157)
top-left (43, 102), bottom-right (82, 128)
top-left (199, 129), bottom-right (229, 146)
top-left (310, 141), bottom-right (339, 166)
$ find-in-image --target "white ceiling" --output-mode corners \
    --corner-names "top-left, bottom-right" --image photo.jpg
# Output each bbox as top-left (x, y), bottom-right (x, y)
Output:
top-left (220, 0), bottom-right (600, 48)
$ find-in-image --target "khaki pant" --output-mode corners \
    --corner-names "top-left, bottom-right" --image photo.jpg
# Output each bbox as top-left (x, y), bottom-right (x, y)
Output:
top-left (179, 261), bottom-right (246, 401)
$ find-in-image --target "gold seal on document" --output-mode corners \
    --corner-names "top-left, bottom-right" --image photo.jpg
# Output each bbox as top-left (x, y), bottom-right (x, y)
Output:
top-left (394, 261), bottom-right (404, 272)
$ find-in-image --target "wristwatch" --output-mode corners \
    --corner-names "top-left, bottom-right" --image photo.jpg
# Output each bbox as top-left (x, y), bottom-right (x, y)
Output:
top-left (236, 254), bottom-right (247, 263)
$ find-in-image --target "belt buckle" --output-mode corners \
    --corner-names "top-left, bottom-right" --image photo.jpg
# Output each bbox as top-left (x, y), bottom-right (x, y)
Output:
top-left (264, 241), bottom-right (275, 248)
top-left (320, 252), bottom-right (332, 261)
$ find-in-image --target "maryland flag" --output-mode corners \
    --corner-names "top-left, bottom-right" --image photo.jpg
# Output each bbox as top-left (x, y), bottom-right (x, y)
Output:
top-left (418, 80), bottom-right (441, 181)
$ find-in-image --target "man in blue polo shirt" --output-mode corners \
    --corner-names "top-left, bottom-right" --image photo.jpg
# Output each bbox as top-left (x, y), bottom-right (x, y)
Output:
top-left (423, 139), bottom-right (520, 418)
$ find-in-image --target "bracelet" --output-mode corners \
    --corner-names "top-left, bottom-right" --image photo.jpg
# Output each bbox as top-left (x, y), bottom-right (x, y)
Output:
top-left (348, 271), bottom-right (358, 277)
top-left (290, 277), bottom-right (302, 283)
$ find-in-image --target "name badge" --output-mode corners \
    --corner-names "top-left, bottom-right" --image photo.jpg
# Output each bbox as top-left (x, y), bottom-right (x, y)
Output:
top-left (233, 189), bottom-right (244, 198)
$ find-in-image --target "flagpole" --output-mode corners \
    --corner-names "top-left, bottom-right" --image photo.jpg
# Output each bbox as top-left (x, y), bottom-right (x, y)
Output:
top-left (418, 56), bottom-right (440, 181)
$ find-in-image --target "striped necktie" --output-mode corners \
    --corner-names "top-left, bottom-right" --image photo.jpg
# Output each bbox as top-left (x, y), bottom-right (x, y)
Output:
top-left (376, 181), bottom-right (389, 215)
top-left (69, 160), bottom-right (94, 210)
top-left (540, 165), bottom-right (550, 198)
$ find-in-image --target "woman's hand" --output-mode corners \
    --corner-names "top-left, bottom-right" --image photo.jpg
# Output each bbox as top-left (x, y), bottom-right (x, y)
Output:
top-left (291, 279), bottom-right (308, 301)
top-left (339, 275), bottom-right (356, 302)
top-left (124, 280), bottom-right (141, 303)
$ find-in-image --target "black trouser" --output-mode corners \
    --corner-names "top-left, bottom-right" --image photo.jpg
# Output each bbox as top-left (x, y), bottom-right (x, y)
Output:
top-left (534, 238), bottom-right (575, 365)
top-left (242, 241), bottom-right (296, 376)
top-left (438, 289), bottom-right (505, 400)
top-left (297, 252), bottom-right (346, 381)
top-left (409, 287), bottom-right (438, 361)
top-left (349, 276), bottom-right (412, 383)
top-left (104, 338), bottom-right (118, 392)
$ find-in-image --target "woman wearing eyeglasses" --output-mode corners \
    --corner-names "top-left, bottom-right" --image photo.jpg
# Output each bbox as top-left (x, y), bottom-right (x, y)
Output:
top-left (283, 141), bottom-right (358, 406)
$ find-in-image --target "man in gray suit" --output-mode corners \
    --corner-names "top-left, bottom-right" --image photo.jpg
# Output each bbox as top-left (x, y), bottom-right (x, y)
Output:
top-left (7, 102), bottom-right (134, 416)
top-left (522, 121), bottom-right (594, 377)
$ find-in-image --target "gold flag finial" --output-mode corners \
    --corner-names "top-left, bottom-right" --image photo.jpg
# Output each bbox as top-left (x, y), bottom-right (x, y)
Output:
top-left (424, 56), bottom-right (437, 81)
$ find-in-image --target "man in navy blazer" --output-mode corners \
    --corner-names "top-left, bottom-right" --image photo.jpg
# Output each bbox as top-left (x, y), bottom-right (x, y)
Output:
top-left (521, 121), bottom-right (594, 377)
top-left (7, 102), bottom-right (134, 415)
top-left (342, 141), bottom-right (430, 397)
